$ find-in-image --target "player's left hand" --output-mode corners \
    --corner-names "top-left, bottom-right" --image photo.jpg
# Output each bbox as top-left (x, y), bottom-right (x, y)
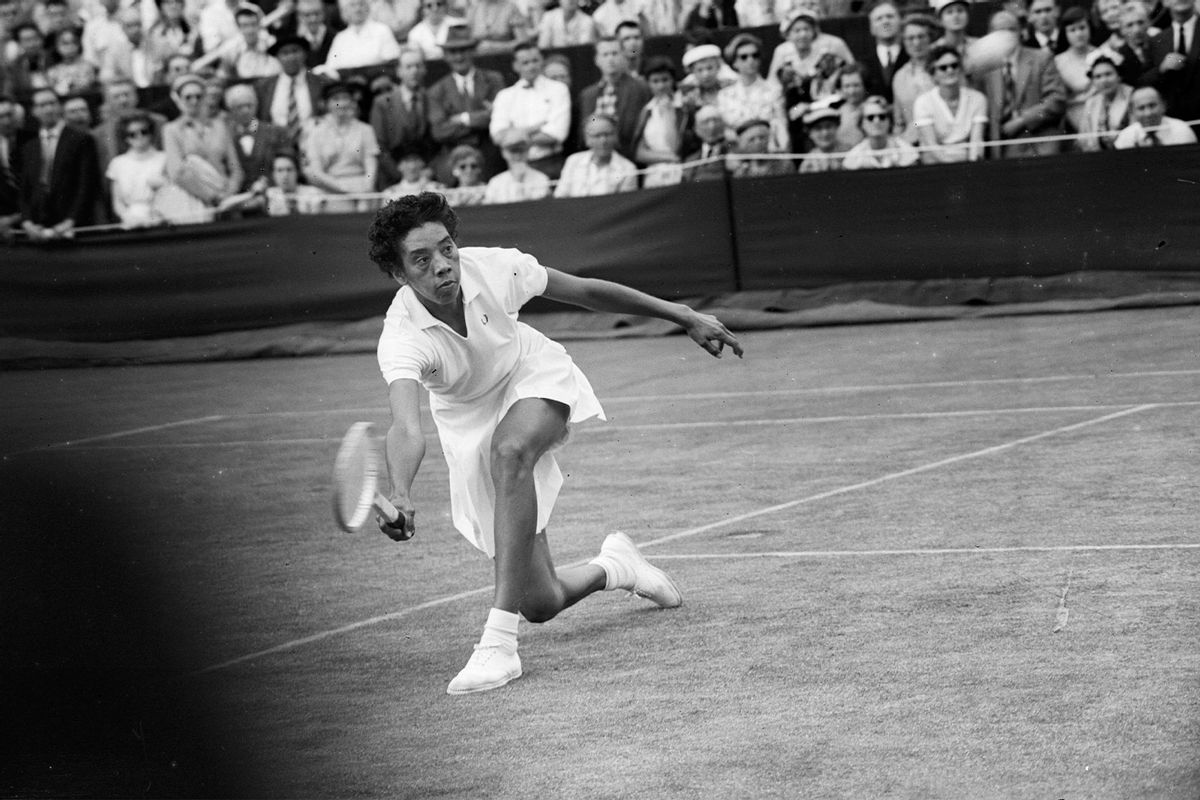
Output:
top-left (684, 310), bottom-right (744, 359)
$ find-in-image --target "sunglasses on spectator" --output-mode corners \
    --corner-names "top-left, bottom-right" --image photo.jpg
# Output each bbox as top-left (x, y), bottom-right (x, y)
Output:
top-left (863, 113), bottom-right (888, 121)
top-left (736, 51), bottom-right (760, 60)
top-left (934, 61), bottom-right (961, 72)
top-left (125, 127), bottom-right (151, 138)
top-left (423, 1), bottom-right (444, 7)
top-left (180, 92), bottom-right (202, 101)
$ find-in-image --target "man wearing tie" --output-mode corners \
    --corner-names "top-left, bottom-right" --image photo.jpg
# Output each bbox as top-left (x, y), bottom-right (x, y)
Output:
top-left (681, 104), bottom-right (729, 182)
top-left (488, 42), bottom-right (571, 180)
top-left (19, 88), bottom-right (100, 240)
top-left (225, 83), bottom-right (292, 192)
top-left (979, 9), bottom-right (1067, 158)
top-left (371, 46), bottom-right (437, 187)
top-left (427, 26), bottom-right (506, 183)
top-left (1023, 0), bottom-right (1068, 54)
top-left (861, 0), bottom-right (907, 102)
top-left (1114, 85), bottom-right (1198, 147)
top-left (1116, 3), bottom-right (1155, 86)
top-left (256, 34), bottom-right (325, 143)
top-left (1142, 0), bottom-right (1200, 123)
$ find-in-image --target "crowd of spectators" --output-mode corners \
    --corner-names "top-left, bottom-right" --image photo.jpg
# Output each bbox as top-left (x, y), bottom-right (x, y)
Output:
top-left (0, 0), bottom-right (1197, 237)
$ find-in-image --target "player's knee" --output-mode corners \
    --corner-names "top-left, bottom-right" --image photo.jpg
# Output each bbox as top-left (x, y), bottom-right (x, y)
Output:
top-left (490, 436), bottom-right (538, 483)
top-left (520, 600), bottom-right (560, 624)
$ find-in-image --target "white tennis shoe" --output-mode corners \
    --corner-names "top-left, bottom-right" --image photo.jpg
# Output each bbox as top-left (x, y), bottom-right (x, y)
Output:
top-left (598, 532), bottom-right (683, 608)
top-left (446, 644), bottom-right (522, 695)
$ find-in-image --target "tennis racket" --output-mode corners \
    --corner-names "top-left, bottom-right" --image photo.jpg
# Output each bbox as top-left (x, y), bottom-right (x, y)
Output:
top-left (331, 421), bottom-right (413, 539)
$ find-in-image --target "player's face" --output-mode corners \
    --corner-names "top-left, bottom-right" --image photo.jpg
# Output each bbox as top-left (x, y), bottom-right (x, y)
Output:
top-left (397, 222), bottom-right (462, 308)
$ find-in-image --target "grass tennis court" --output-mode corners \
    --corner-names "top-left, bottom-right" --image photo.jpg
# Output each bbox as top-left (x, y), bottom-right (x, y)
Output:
top-left (3, 305), bottom-right (1198, 798)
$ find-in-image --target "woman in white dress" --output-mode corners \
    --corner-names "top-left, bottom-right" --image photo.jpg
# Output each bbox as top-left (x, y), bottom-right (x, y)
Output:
top-left (370, 192), bottom-right (742, 694)
top-left (842, 95), bottom-right (918, 169)
top-left (913, 44), bottom-right (987, 164)
top-left (1054, 6), bottom-right (1096, 133)
top-left (106, 111), bottom-right (168, 226)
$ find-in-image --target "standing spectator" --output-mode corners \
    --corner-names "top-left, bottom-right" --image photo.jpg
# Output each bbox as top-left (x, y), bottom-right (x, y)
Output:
top-left (591, 0), bottom-right (648, 37)
top-left (631, 55), bottom-right (687, 186)
top-left (161, 73), bottom-right (244, 211)
top-left (325, 0), bottom-right (400, 70)
top-left (797, 100), bottom-right (844, 172)
top-left (372, 45), bottom-right (435, 186)
top-left (427, 25), bottom-right (505, 183)
top-left (554, 112), bottom-right (637, 196)
top-left (913, 43), bottom-right (986, 163)
top-left (1113, 84), bottom-right (1197, 146)
top-left (46, 27), bottom-right (96, 94)
top-left (932, 0), bottom-right (977, 61)
top-left (61, 94), bottom-right (92, 129)
top-left (256, 34), bottom-right (324, 142)
top-left (265, 150), bottom-right (325, 214)
top-left (92, 79), bottom-right (167, 172)
top-left (441, 142), bottom-right (487, 204)
top-left (406, 0), bottom-right (464, 61)
top-left (729, 117), bottom-right (792, 176)
top-left (465, 0), bottom-right (529, 56)
top-left (1115, 2), bottom-right (1154, 86)
top-left (9, 22), bottom-right (51, 94)
top-left (273, 0), bottom-right (338, 68)
top-left (717, 32), bottom-right (789, 152)
top-left (225, 81), bottom-right (290, 191)
top-left (616, 20), bottom-right (645, 76)
top-left (19, 87), bottom-right (99, 239)
top-left (890, 12), bottom-right (935, 144)
top-left (860, 0), bottom-right (906, 103)
top-left (1076, 50), bottom-right (1130, 151)
top-left (105, 110), bottom-right (167, 226)
top-left (145, 0), bottom-right (197, 71)
top-left (576, 35), bottom-right (651, 159)
top-left (489, 41), bottom-right (570, 179)
top-left (302, 81), bottom-right (380, 210)
top-left (1024, 0), bottom-right (1067, 53)
top-left (842, 94), bottom-right (918, 169)
top-left (1054, 6), bottom-right (1095, 134)
top-left (484, 128), bottom-right (551, 203)
top-left (204, 3), bottom-right (279, 80)
top-left (1092, 0), bottom-right (1123, 50)
top-left (681, 103), bottom-right (729, 181)
top-left (977, 9), bottom-right (1067, 158)
top-left (536, 0), bottom-right (598, 49)
top-left (1141, 0), bottom-right (1200, 124)
top-left (0, 94), bottom-right (26, 235)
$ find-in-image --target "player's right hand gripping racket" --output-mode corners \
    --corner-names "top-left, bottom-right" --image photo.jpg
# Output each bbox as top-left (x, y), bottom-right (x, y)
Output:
top-left (331, 422), bottom-right (413, 540)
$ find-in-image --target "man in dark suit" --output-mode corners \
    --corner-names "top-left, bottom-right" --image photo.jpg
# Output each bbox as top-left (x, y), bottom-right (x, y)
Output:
top-left (1140, 0), bottom-right (1200, 123)
top-left (256, 34), bottom-right (326, 143)
top-left (0, 94), bottom-right (31, 235)
top-left (979, 9), bottom-right (1067, 158)
top-left (225, 82), bottom-right (293, 192)
top-left (371, 46), bottom-right (436, 187)
top-left (681, 104), bottom-right (729, 182)
top-left (1115, 2), bottom-right (1155, 86)
top-left (427, 26), bottom-right (506, 183)
top-left (1023, 0), bottom-right (1069, 53)
top-left (269, 0), bottom-right (339, 68)
top-left (19, 88), bottom-right (100, 240)
top-left (576, 35), bottom-right (652, 160)
top-left (859, 0), bottom-right (908, 102)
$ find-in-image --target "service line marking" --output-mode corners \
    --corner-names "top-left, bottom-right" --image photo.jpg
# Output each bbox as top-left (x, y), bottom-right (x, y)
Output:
top-left (648, 544), bottom-right (1200, 559)
top-left (186, 403), bottom-right (1159, 678)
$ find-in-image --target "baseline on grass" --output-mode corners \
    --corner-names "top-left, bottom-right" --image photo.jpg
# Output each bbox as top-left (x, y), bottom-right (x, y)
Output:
top-left (331, 421), bottom-right (413, 539)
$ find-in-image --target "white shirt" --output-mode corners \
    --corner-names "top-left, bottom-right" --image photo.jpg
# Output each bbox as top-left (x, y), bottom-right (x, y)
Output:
top-left (484, 167), bottom-right (551, 204)
top-left (553, 150), bottom-right (638, 197)
top-left (198, 0), bottom-right (239, 54)
top-left (326, 21), bottom-right (401, 69)
top-left (1113, 117), bottom-right (1198, 148)
top-left (1172, 15), bottom-right (1197, 52)
top-left (406, 15), bottom-right (465, 60)
top-left (591, 0), bottom-right (644, 36)
top-left (489, 75), bottom-right (571, 161)
top-left (876, 42), bottom-right (900, 70)
top-left (269, 72), bottom-right (316, 127)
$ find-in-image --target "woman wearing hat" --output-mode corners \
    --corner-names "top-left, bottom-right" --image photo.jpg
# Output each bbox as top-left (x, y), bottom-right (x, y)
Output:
top-left (717, 32), bottom-right (790, 152)
top-left (159, 73), bottom-right (245, 218)
top-left (303, 81), bottom-right (381, 212)
top-left (931, 0), bottom-right (977, 60)
top-left (1076, 50), bottom-right (1131, 150)
top-left (797, 96), bottom-right (846, 171)
top-left (767, 7), bottom-right (855, 90)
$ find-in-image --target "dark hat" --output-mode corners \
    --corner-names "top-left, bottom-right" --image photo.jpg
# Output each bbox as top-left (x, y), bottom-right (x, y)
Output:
top-left (734, 117), bottom-right (770, 136)
top-left (268, 34), bottom-right (312, 56)
top-left (322, 81), bottom-right (355, 101)
top-left (442, 24), bottom-right (477, 51)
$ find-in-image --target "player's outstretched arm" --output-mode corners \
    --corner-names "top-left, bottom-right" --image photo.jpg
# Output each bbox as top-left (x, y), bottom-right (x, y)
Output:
top-left (543, 268), bottom-right (744, 359)
top-left (380, 378), bottom-right (424, 540)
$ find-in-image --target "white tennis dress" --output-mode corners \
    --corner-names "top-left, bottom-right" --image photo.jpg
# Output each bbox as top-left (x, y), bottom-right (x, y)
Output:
top-left (377, 247), bottom-right (606, 557)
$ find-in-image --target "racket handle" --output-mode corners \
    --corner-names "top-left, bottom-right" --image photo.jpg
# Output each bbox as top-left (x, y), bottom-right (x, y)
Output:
top-left (374, 493), bottom-right (414, 540)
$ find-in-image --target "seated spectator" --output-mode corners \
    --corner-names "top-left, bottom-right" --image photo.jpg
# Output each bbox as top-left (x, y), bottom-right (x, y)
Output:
top-left (591, 0), bottom-right (649, 37)
top-left (767, 9), bottom-right (855, 92)
top-left (145, 0), bottom-right (197, 73)
top-left (371, 46), bottom-right (435, 187)
top-left (228, 4), bottom-right (279, 81)
top-left (1054, 6), bottom-right (1095, 133)
top-left (833, 64), bottom-right (867, 150)
top-left (842, 94), bottom-right (918, 169)
top-left (161, 73), bottom-right (244, 214)
top-left (1114, 2), bottom-right (1154, 86)
top-left (931, 0), bottom-right (977, 60)
top-left (19, 88), bottom-right (100, 240)
top-left (105, 111), bottom-right (168, 227)
top-left (326, 0), bottom-right (401, 70)
top-left (303, 81), bottom-right (380, 211)
top-left (554, 112), bottom-right (637, 197)
top-left (36, 0), bottom-right (77, 38)
top-left (265, 150), bottom-right (325, 214)
top-left (202, 75), bottom-right (229, 123)
top-left (681, 0), bottom-right (738, 33)
top-left (225, 82), bottom-right (291, 191)
top-left (383, 150), bottom-right (443, 197)
top-left (465, 0), bottom-right (529, 56)
top-left (717, 32), bottom-right (789, 152)
top-left (678, 42), bottom-right (729, 116)
top-left (681, 103), bottom-right (730, 181)
top-left (640, 0), bottom-right (680, 36)
top-left (441, 143), bottom-right (487, 204)
top-left (1091, 0), bottom-right (1124, 50)
top-left (61, 94), bottom-right (92, 130)
top-left (891, 12), bottom-right (936, 144)
top-left (537, 0), bottom-right (599, 49)
top-left (406, 0), bottom-right (465, 61)
top-left (1076, 50), bottom-right (1131, 151)
top-left (276, 0), bottom-right (337, 69)
top-left (797, 99), bottom-right (845, 172)
top-left (198, 0), bottom-right (242, 57)
top-left (0, 94), bottom-right (28, 235)
top-left (9, 23), bottom-right (52, 94)
top-left (484, 128), bottom-right (551, 203)
top-left (576, 36), bottom-right (651, 161)
top-left (735, 0), bottom-right (776, 29)
top-left (368, 0), bottom-right (420, 42)
top-left (632, 55), bottom-right (688, 187)
top-left (1113, 85), bottom-right (1197, 148)
top-left (46, 27), bottom-right (97, 95)
top-left (913, 44), bottom-right (987, 163)
top-left (489, 42), bottom-right (571, 179)
top-left (729, 117), bottom-right (793, 177)
top-left (543, 53), bottom-right (572, 86)
top-left (616, 20), bottom-right (645, 77)
top-left (100, 8), bottom-right (158, 89)
top-left (427, 26), bottom-right (506, 182)
top-left (80, 0), bottom-right (123, 70)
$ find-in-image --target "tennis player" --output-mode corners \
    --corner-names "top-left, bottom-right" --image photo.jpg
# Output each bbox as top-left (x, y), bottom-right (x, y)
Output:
top-left (369, 192), bottom-right (743, 694)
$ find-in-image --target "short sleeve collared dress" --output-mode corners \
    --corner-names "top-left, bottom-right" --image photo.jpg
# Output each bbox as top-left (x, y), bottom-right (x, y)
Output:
top-left (377, 247), bottom-right (605, 557)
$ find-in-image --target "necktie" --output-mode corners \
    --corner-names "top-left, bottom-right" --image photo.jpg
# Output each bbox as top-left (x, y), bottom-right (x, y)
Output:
top-left (40, 130), bottom-right (56, 185)
top-left (1177, 24), bottom-right (1187, 56)
top-left (287, 77), bottom-right (299, 132)
top-left (1002, 62), bottom-right (1016, 122)
top-left (1145, 129), bottom-right (1160, 146)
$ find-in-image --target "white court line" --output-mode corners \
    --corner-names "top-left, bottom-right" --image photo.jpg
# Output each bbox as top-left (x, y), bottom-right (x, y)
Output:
top-left (186, 403), bottom-right (1158, 677)
top-left (649, 543), bottom-right (1200, 560)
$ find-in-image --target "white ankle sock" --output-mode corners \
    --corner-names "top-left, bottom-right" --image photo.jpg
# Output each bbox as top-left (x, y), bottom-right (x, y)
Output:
top-left (589, 553), bottom-right (633, 591)
top-left (478, 608), bottom-right (519, 651)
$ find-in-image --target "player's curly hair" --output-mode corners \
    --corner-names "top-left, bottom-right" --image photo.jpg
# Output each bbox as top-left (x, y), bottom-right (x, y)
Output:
top-left (367, 192), bottom-right (460, 277)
